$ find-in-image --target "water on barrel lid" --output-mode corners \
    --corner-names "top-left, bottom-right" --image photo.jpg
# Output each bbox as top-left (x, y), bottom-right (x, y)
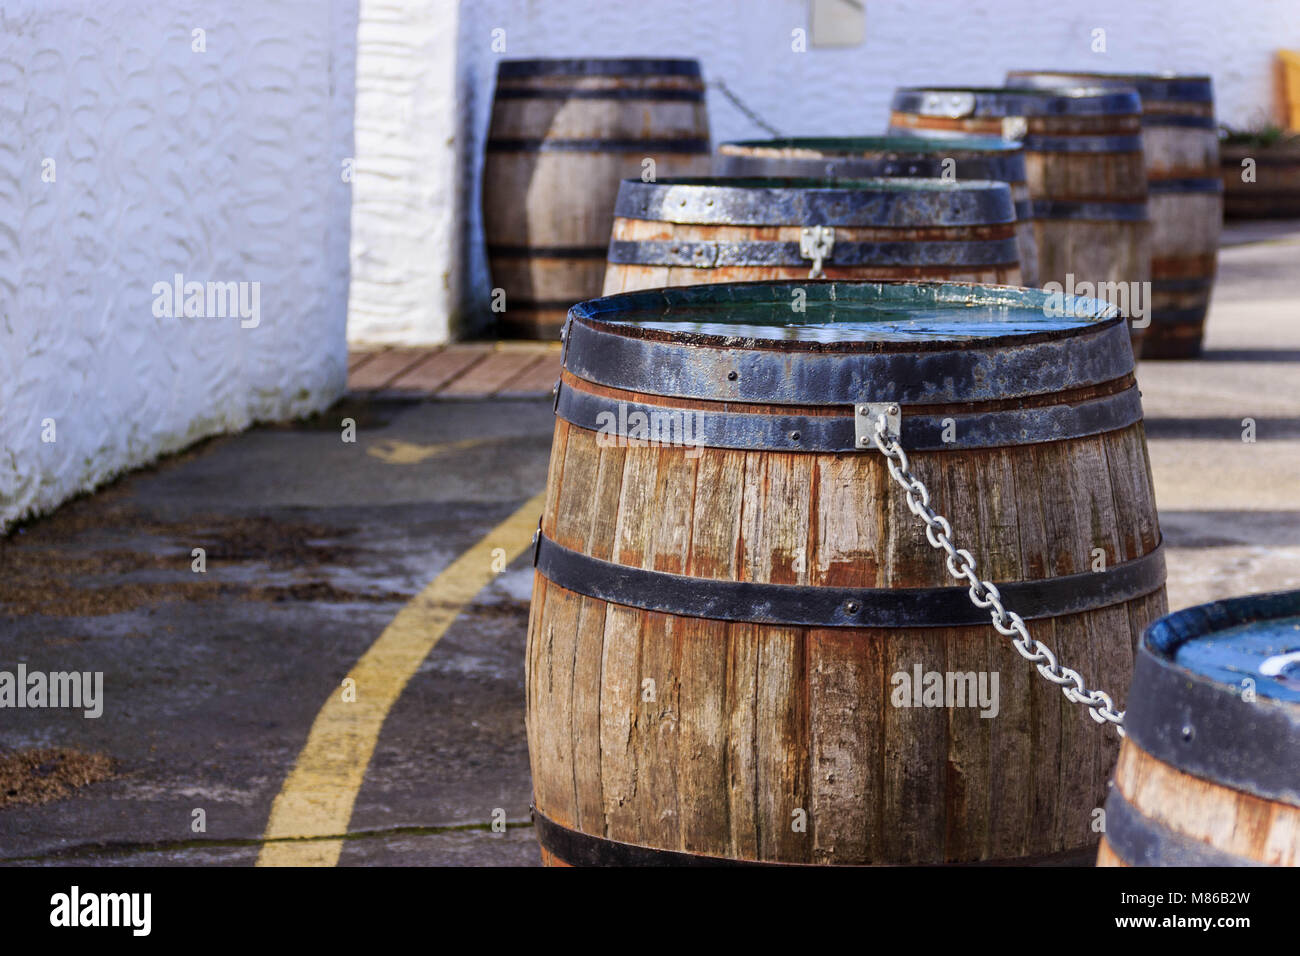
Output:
top-left (1173, 616), bottom-right (1300, 702)
top-left (613, 300), bottom-right (1099, 344)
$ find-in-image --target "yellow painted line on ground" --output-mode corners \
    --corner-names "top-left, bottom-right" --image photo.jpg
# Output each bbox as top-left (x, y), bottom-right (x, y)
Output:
top-left (256, 490), bottom-right (547, 866)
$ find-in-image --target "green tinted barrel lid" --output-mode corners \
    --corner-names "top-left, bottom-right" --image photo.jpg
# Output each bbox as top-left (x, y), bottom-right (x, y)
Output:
top-left (572, 280), bottom-right (1119, 346)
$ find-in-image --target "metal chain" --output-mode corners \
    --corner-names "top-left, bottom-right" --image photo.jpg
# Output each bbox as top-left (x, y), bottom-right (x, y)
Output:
top-left (868, 412), bottom-right (1127, 735)
top-left (709, 79), bottom-right (783, 137)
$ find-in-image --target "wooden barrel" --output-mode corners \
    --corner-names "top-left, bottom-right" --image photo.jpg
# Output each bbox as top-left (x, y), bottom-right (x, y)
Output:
top-left (528, 279), bottom-right (1167, 866)
top-left (1007, 72), bottom-right (1222, 359)
top-left (602, 177), bottom-right (1022, 294)
top-left (1099, 589), bottom-right (1300, 867)
top-left (1221, 141), bottom-right (1300, 219)
top-left (889, 87), bottom-right (1151, 354)
top-left (715, 135), bottom-right (1039, 285)
top-left (482, 58), bottom-right (712, 340)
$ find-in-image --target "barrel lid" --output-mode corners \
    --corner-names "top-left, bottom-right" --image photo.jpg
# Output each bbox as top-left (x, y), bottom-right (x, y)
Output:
top-left (718, 134), bottom-right (1022, 155)
top-left (497, 57), bottom-right (701, 78)
top-left (1125, 590), bottom-right (1300, 807)
top-left (613, 176), bottom-right (1015, 226)
top-left (572, 280), bottom-right (1117, 347)
top-left (1006, 70), bottom-right (1214, 104)
top-left (1147, 590), bottom-right (1300, 703)
top-left (891, 86), bottom-right (1142, 117)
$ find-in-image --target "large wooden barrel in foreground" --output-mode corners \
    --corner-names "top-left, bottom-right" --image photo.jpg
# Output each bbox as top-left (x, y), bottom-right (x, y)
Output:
top-left (1008, 72), bottom-right (1222, 359)
top-left (715, 135), bottom-right (1039, 285)
top-left (603, 177), bottom-right (1022, 294)
top-left (889, 87), bottom-right (1151, 353)
top-left (528, 280), bottom-right (1167, 866)
top-left (1099, 589), bottom-right (1300, 867)
top-left (483, 58), bottom-right (711, 339)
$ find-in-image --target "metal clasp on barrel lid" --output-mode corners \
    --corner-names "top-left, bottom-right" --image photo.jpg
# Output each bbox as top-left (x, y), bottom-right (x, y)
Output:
top-left (559, 314), bottom-right (573, 367)
top-left (923, 91), bottom-right (975, 118)
top-left (800, 225), bottom-right (835, 279)
top-left (854, 402), bottom-right (901, 448)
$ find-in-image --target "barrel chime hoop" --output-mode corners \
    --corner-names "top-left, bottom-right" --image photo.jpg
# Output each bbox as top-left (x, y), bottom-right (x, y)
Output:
top-left (563, 307), bottom-right (1129, 405)
top-left (533, 534), bottom-right (1165, 629)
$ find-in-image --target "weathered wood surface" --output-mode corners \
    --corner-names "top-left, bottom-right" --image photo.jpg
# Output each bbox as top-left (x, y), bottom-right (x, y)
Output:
top-left (483, 64), bottom-right (711, 340)
top-left (1221, 144), bottom-right (1300, 218)
top-left (527, 373), bottom-right (1165, 865)
top-left (603, 218), bottom-right (1022, 294)
top-left (1099, 740), bottom-right (1300, 866)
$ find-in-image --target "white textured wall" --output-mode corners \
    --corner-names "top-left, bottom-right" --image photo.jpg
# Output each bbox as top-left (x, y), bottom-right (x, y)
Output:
top-left (453, 0), bottom-right (1300, 324)
top-left (0, 0), bottom-right (357, 532)
top-left (346, 0), bottom-right (463, 344)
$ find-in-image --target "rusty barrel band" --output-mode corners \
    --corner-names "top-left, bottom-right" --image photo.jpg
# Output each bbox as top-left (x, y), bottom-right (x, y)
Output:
top-left (555, 379), bottom-right (1143, 451)
top-left (485, 137), bottom-right (710, 153)
top-left (1140, 115), bottom-right (1217, 129)
top-left (1021, 134), bottom-right (1144, 153)
top-left (716, 152), bottom-right (1028, 184)
top-left (497, 58), bottom-right (702, 78)
top-left (534, 534), bottom-right (1164, 628)
top-left (564, 302), bottom-right (1129, 406)
top-left (1103, 788), bottom-right (1262, 867)
top-left (605, 237), bottom-right (1021, 269)
top-left (492, 88), bottom-right (705, 102)
top-left (1024, 199), bottom-right (1148, 221)
top-left (533, 807), bottom-right (1097, 867)
top-left (1149, 308), bottom-right (1210, 327)
top-left (1124, 590), bottom-right (1300, 807)
top-left (1147, 177), bottom-right (1224, 194)
top-left (487, 244), bottom-right (609, 259)
top-left (612, 179), bottom-right (1015, 227)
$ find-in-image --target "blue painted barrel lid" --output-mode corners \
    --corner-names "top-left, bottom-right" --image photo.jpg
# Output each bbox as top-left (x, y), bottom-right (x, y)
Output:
top-left (1146, 589), bottom-right (1300, 703)
top-left (1126, 590), bottom-right (1300, 806)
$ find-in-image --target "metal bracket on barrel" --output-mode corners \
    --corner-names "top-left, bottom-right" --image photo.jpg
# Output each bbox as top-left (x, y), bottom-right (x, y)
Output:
top-left (532, 517), bottom-right (544, 567)
top-left (854, 402), bottom-right (901, 449)
top-left (799, 225), bottom-right (835, 279)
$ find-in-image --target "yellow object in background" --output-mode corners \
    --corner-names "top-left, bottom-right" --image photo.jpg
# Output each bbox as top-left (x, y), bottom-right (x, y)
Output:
top-left (1280, 50), bottom-right (1300, 130)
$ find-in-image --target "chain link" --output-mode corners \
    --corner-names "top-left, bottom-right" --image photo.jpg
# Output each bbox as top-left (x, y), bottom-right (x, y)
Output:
top-left (868, 413), bottom-right (1126, 734)
top-left (709, 79), bottom-right (783, 137)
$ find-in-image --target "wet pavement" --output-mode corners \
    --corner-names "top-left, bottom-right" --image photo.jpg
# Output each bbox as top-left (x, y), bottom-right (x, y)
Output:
top-left (1, 222), bottom-right (1298, 867)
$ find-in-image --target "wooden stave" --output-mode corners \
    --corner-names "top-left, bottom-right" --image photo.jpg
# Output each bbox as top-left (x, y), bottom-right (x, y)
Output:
top-left (888, 89), bottom-right (1151, 355)
top-left (527, 290), bottom-right (1165, 866)
top-left (1220, 144), bottom-right (1300, 219)
top-left (483, 60), bottom-right (711, 340)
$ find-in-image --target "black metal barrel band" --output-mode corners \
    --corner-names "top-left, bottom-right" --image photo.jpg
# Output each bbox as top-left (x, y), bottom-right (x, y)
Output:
top-left (534, 535), bottom-right (1165, 628)
top-left (612, 180), bottom-right (1015, 227)
top-left (485, 137), bottom-right (711, 153)
top-left (605, 237), bottom-right (1021, 269)
top-left (1020, 134), bottom-right (1144, 153)
top-left (1103, 788), bottom-right (1263, 867)
top-left (1124, 647), bottom-right (1300, 809)
top-left (555, 380), bottom-right (1144, 452)
top-left (1024, 199), bottom-right (1149, 222)
top-left (562, 313), bottom-right (1132, 405)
